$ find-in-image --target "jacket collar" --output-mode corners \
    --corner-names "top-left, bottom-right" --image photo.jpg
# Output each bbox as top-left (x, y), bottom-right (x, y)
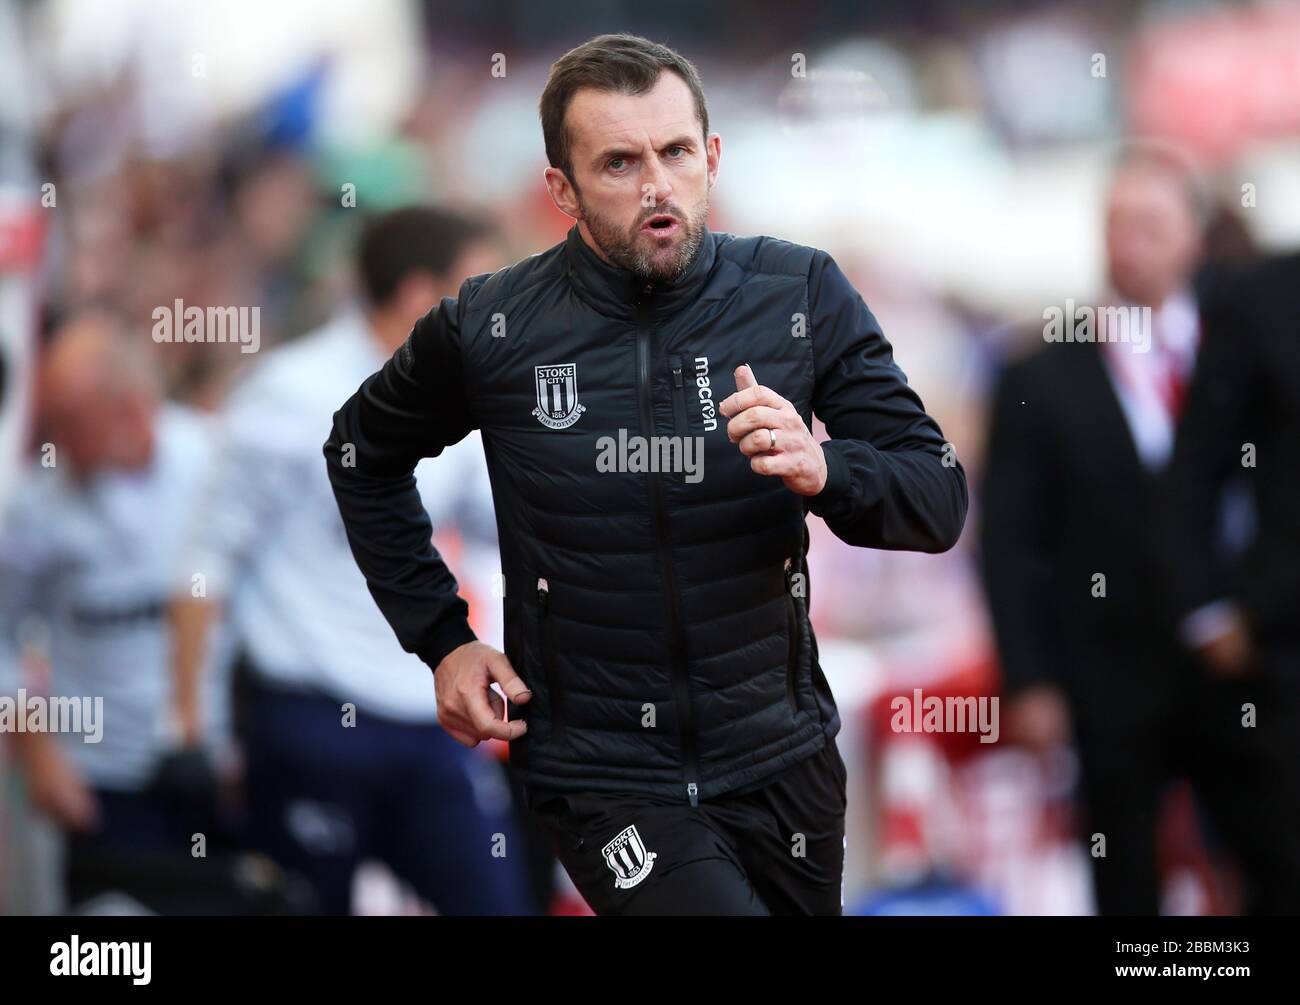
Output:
top-left (564, 222), bottom-right (717, 321)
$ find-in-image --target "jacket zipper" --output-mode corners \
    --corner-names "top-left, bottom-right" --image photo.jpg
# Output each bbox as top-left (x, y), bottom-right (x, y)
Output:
top-left (783, 557), bottom-right (800, 712)
top-left (669, 354), bottom-right (688, 437)
top-left (637, 285), bottom-right (700, 808)
top-left (537, 576), bottom-right (564, 740)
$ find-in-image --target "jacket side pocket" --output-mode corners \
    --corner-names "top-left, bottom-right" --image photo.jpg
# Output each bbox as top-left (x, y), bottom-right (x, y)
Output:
top-left (537, 576), bottom-right (565, 740)
top-left (784, 557), bottom-right (801, 713)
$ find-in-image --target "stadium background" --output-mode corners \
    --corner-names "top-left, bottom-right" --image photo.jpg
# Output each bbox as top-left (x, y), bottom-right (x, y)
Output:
top-left (1, 0), bottom-right (1298, 915)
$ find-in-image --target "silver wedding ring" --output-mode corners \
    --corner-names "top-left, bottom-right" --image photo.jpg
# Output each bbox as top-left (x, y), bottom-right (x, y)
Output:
top-left (768, 428), bottom-right (777, 451)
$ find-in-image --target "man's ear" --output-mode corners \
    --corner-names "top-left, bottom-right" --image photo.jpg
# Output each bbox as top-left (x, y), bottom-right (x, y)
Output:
top-left (705, 132), bottom-right (721, 190)
top-left (544, 166), bottom-right (582, 221)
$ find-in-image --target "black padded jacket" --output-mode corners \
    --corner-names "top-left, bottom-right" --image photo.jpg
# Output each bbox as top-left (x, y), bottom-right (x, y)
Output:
top-left (324, 225), bottom-right (967, 804)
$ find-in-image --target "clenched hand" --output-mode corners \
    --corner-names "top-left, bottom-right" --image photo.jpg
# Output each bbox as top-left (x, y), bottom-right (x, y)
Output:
top-left (719, 364), bottom-right (827, 496)
top-left (434, 640), bottom-right (532, 747)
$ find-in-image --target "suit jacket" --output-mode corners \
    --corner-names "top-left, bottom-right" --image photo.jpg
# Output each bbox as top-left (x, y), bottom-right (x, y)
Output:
top-left (1163, 253), bottom-right (1300, 649)
top-left (979, 310), bottom-right (1204, 714)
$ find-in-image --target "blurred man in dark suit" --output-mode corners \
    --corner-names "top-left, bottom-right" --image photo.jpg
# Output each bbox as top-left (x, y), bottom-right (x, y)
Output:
top-left (1162, 248), bottom-right (1300, 883)
top-left (980, 147), bottom-right (1300, 914)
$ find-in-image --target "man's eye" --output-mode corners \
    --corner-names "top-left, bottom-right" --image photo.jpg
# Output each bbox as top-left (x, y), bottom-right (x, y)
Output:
top-left (608, 158), bottom-right (626, 171)
top-left (667, 146), bottom-right (685, 158)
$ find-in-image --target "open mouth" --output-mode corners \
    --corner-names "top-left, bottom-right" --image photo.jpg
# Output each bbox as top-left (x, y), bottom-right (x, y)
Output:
top-left (641, 214), bottom-right (680, 236)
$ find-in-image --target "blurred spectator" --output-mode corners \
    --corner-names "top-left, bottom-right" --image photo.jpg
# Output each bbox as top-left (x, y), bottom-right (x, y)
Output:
top-left (1199, 202), bottom-right (1259, 275)
top-left (0, 311), bottom-right (233, 905)
top-left (979, 147), bottom-right (1300, 914)
top-left (168, 206), bottom-right (536, 915)
top-left (1163, 248), bottom-right (1300, 882)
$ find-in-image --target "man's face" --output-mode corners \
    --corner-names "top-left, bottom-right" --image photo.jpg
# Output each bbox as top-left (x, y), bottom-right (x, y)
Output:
top-left (391, 240), bottom-right (504, 333)
top-left (546, 71), bottom-right (720, 282)
top-left (41, 382), bottom-right (152, 475)
top-left (1105, 165), bottom-right (1202, 307)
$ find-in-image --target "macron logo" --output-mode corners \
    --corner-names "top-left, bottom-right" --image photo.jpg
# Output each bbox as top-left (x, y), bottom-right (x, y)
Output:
top-left (694, 356), bottom-right (717, 432)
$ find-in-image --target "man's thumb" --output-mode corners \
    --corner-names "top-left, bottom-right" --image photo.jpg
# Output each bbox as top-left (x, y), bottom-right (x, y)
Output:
top-left (734, 363), bottom-right (757, 392)
top-left (487, 650), bottom-right (532, 703)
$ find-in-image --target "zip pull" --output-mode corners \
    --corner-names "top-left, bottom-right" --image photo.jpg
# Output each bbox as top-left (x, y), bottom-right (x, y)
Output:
top-left (536, 577), bottom-right (549, 612)
top-left (687, 781), bottom-right (699, 807)
top-left (670, 354), bottom-right (684, 388)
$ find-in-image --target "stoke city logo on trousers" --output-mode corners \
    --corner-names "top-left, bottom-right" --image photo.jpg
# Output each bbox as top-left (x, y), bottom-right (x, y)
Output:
top-left (603, 824), bottom-right (657, 889)
top-left (532, 362), bottom-right (587, 429)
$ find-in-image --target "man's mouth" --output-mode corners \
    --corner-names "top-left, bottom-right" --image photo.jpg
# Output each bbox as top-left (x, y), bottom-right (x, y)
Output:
top-left (641, 213), bottom-right (680, 237)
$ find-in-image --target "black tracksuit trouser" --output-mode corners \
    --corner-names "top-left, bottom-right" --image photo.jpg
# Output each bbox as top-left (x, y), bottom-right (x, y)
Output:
top-left (523, 738), bottom-right (848, 916)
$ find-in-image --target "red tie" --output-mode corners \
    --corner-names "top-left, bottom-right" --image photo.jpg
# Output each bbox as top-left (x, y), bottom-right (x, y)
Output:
top-left (1160, 353), bottom-right (1186, 421)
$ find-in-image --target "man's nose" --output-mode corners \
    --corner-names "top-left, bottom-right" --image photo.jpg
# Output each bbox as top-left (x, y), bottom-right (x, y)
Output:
top-left (643, 155), bottom-right (673, 205)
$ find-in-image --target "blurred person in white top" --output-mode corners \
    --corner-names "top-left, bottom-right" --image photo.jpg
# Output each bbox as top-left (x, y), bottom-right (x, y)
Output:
top-left (0, 313), bottom-right (232, 874)
top-left (169, 207), bottom-right (534, 915)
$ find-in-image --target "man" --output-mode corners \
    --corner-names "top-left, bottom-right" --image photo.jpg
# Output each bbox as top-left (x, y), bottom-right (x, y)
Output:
top-left (326, 34), bottom-right (966, 916)
top-left (980, 148), bottom-right (1300, 913)
top-left (0, 313), bottom-right (230, 902)
top-left (1162, 247), bottom-right (1300, 892)
top-left (171, 207), bottom-right (534, 915)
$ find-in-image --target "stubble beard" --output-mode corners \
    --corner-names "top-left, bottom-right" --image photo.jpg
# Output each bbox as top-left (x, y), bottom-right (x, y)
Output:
top-left (580, 192), bottom-right (709, 283)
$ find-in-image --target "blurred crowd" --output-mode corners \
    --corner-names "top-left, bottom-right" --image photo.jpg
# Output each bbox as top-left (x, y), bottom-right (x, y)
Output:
top-left (1, 0), bottom-right (1299, 915)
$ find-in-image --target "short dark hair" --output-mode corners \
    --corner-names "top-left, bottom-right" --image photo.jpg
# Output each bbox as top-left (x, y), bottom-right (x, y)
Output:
top-left (357, 206), bottom-right (493, 307)
top-left (539, 33), bottom-right (709, 183)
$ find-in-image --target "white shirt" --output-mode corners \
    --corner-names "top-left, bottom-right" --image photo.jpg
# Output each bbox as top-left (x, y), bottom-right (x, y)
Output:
top-left (0, 404), bottom-right (231, 790)
top-left (189, 308), bottom-right (499, 722)
top-left (1098, 288), bottom-right (1200, 470)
